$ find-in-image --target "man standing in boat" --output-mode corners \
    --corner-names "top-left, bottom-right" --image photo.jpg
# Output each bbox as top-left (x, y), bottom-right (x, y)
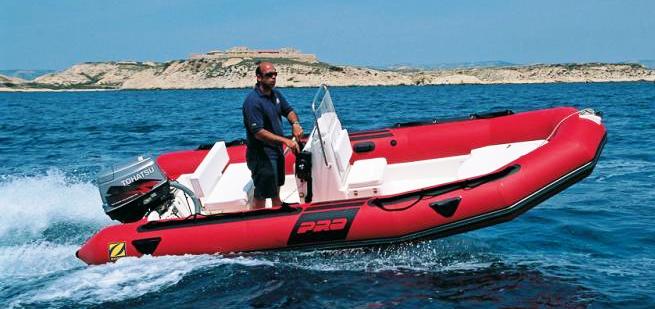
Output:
top-left (243, 62), bottom-right (303, 209)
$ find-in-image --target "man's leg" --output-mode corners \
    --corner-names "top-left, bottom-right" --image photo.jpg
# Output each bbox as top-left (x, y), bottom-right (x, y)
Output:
top-left (253, 197), bottom-right (267, 209)
top-left (272, 153), bottom-right (287, 208)
top-left (253, 193), bottom-right (280, 209)
top-left (250, 153), bottom-right (287, 209)
top-left (248, 153), bottom-right (277, 210)
top-left (252, 172), bottom-right (276, 209)
top-left (272, 191), bottom-right (282, 207)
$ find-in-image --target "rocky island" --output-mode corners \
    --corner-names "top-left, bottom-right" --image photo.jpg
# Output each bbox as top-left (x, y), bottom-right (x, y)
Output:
top-left (1, 47), bottom-right (654, 91)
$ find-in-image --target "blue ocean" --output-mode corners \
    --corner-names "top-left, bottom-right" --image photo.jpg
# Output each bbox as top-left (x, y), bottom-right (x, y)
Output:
top-left (1, 83), bottom-right (653, 308)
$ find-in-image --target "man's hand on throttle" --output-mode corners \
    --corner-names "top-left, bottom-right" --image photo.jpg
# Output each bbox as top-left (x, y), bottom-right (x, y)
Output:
top-left (284, 138), bottom-right (300, 154)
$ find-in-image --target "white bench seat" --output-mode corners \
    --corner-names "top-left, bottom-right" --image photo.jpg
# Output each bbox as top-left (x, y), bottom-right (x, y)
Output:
top-left (345, 158), bottom-right (387, 198)
top-left (347, 158), bottom-right (388, 188)
top-left (203, 163), bottom-right (253, 213)
top-left (188, 141), bottom-right (229, 198)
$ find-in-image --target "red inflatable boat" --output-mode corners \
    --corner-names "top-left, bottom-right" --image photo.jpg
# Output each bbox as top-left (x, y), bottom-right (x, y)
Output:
top-left (77, 86), bottom-right (606, 265)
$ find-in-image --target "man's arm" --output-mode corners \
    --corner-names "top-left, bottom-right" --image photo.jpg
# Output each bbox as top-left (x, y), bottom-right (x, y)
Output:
top-left (277, 92), bottom-right (303, 141)
top-left (286, 111), bottom-right (304, 141)
top-left (254, 129), bottom-right (300, 153)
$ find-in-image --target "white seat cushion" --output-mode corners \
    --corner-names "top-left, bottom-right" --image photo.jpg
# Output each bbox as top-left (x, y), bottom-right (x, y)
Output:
top-left (203, 163), bottom-right (253, 213)
top-left (189, 141), bottom-right (229, 198)
top-left (457, 140), bottom-right (546, 179)
top-left (347, 158), bottom-right (387, 189)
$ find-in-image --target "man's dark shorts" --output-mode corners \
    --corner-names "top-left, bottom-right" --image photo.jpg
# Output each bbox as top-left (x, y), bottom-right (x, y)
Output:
top-left (246, 152), bottom-right (285, 199)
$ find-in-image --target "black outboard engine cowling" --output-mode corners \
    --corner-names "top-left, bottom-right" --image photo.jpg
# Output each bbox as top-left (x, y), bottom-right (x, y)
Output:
top-left (295, 151), bottom-right (312, 182)
top-left (97, 156), bottom-right (172, 223)
top-left (295, 151), bottom-right (313, 203)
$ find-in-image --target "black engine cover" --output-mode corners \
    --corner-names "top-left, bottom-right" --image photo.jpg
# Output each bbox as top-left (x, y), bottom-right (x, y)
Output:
top-left (295, 151), bottom-right (312, 181)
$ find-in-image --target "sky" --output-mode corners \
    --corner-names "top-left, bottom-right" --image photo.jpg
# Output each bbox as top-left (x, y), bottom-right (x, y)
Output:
top-left (1, 0), bottom-right (654, 70)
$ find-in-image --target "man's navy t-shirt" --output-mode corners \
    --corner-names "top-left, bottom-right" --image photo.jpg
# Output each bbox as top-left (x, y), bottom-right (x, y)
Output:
top-left (242, 85), bottom-right (294, 158)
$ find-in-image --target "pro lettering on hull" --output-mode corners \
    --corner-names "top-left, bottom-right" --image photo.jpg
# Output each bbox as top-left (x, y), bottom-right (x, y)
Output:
top-left (288, 208), bottom-right (359, 245)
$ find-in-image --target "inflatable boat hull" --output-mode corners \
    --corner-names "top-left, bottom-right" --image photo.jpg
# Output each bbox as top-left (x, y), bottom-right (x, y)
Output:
top-left (78, 107), bottom-right (606, 265)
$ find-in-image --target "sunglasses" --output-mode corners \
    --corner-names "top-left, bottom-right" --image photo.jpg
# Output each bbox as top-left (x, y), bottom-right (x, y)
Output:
top-left (263, 72), bottom-right (278, 78)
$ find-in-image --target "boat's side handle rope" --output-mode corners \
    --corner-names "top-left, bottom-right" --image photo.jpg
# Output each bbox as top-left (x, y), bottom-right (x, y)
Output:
top-left (544, 108), bottom-right (595, 142)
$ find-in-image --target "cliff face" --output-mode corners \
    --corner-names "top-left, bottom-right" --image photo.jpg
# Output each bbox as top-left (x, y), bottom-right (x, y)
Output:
top-left (4, 57), bottom-right (655, 91)
top-left (0, 74), bottom-right (28, 92)
top-left (413, 63), bottom-right (655, 85)
top-left (29, 58), bottom-right (412, 90)
top-left (0, 74), bottom-right (27, 85)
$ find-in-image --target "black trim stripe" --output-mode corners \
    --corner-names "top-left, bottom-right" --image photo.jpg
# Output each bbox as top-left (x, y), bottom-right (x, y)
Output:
top-left (350, 133), bottom-right (393, 141)
top-left (200, 110), bottom-right (514, 150)
top-left (306, 202), bottom-right (366, 212)
top-left (138, 198), bottom-right (367, 232)
top-left (307, 198), bottom-right (367, 208)
top-left (349, 129), bottom-right (390, 137)
top-left (138, 207), bottom-right (300, 232)
top-left (310, 197), bottom-right (368, 206)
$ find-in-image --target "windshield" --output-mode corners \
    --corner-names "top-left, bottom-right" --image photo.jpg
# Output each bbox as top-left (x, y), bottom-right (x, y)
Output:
top-left (310, 85), bottom-right (338, 166)
top-left (312, 84), bottom-right (336, 120)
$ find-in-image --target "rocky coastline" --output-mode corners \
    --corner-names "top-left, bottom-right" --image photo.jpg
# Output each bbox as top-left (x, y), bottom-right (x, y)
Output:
top-left (2, 49), bottom-right (654, 92)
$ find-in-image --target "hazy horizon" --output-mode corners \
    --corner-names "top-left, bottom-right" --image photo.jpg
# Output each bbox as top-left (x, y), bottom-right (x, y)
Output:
top-left (1, 0), bottom-right (654, 70)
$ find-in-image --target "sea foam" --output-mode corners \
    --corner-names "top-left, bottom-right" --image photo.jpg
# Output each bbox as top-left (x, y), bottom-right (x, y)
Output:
top-left (10, 254), bottom-right (273, 307)
top-left (0, 169), bottom-right (111, 241)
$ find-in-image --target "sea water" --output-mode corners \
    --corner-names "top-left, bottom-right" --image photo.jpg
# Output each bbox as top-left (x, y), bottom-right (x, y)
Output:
top-left (1, 83), bottom-right (653, 308)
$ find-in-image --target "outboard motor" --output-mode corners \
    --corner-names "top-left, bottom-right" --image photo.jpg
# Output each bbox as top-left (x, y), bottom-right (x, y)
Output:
top-left (97, 156), bottom-right (172, 223)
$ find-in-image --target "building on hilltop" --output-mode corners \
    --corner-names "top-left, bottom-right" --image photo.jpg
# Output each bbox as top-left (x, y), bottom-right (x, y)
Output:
top-left (190, 47), bottom-right (318, 63)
